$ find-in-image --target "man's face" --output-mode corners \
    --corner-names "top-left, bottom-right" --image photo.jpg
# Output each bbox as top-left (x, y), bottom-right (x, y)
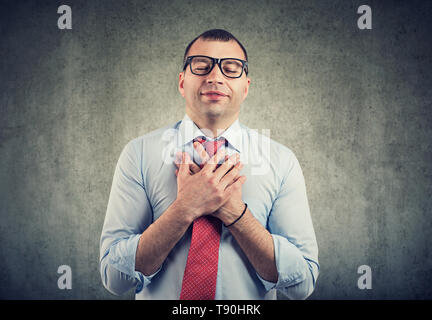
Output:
top-left (179, 39), bottom-right (251, 122)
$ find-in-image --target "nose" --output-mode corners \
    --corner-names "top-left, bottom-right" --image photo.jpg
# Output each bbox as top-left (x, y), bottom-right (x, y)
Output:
top-left (205, 63), bottom-right (224, 84)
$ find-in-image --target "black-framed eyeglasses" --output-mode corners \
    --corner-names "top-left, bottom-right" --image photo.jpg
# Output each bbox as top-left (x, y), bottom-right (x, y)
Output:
top-left (183, 55), bottom-right (248, 79)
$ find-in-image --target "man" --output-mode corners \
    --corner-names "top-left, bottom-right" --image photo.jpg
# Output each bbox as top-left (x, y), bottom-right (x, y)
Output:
top-left (99, 29), bottom-right (319, 300)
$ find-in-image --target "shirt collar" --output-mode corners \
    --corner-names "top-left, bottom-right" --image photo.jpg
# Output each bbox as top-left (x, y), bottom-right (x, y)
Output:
top-left (177, 113), bottom-right (243, 153)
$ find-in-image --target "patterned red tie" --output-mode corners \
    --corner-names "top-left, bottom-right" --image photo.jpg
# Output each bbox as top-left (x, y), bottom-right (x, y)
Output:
top-left (180, 136), bottom-right (227, 300)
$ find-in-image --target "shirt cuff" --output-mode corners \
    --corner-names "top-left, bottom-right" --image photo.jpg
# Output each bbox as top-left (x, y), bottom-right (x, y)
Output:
top-left (256, 272), bottom-right (277, 291)
top-left (257, 234), bottom-right (308, 290)
top-left (107, 234), bottom-right (161, 292)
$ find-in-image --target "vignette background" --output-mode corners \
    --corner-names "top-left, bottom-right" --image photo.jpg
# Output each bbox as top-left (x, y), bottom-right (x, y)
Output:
top-left (1, 0), bottom-right (431, 299)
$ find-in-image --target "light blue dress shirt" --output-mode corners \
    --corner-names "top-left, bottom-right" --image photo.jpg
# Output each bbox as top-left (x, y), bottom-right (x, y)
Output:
top-left (99, 113), bottom-right (319, 300)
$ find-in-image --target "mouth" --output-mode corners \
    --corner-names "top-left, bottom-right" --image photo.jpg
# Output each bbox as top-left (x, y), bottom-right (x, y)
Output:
top-left (201, 91), bottom-right (228, 100)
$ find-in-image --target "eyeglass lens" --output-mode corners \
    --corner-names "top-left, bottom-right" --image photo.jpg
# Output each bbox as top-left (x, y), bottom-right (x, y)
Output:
top-left (190, 57), bottom-right (244, 78)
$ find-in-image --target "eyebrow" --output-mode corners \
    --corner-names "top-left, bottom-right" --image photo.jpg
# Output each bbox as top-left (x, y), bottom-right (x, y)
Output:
top-left (223, 60), bottom-right (242, 66)
top-left (194, 57), bottom-right (210, 63)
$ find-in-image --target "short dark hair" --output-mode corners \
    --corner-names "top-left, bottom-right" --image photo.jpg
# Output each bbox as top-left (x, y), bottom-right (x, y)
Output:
top-left (183, 29), bottom-right (248, 64)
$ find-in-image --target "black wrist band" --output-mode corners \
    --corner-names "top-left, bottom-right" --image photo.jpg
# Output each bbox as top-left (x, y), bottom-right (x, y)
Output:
top-left (224, 203), bottom-right (248, 228)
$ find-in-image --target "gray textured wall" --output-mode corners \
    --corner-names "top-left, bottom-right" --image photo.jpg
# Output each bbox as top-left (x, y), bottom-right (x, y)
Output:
top-left (1, 0), bottom-right (431, 299)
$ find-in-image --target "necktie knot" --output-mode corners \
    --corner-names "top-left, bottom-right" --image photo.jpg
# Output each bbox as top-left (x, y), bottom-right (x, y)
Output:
top-left (194, 136), bottom-right (227, 158)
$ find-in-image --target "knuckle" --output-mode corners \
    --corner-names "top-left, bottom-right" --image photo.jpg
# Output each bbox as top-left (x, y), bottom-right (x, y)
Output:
top-left (224, 188), bottom-right (233, 197)
top-left (214, 184), bottom-right (224, 194)
top-left (208, 176), bottom-right (218, 185)
top-left (231, 167), bottom-right (239, 175)
top-left (216, 191), bottom-right (225, 201)
top-left (209, 182), bottom-right (220, 194)
top-left (202, 170), bottom-right (212, 179)
top-left (227, 169), bottom-right (238, 180)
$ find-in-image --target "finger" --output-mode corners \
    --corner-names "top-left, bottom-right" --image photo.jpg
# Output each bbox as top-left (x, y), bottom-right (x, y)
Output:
top-left (178, 152), bottom-right (191, 176)
top-left (189, 162), bottom-right (201, 174)
top-left (176, 151), bottom-right (194, 164)
top-left (224, 175), bottom-right (247, 195)
top-left (213, 153), bottom-right (240, 181)
top-left (176, 160), bottom-right (200, 174)
top-left (193, 141), bottom-right (210, 163)
top-left (219, 161), bottom-right (243, 189)
top-left (224, 154), bottom-right (239, 175)
top-left (174, 152), bottom-right (181, 165)
top-left (236, 175), bottom-right (247, 184)
top-left (174, 152), bottom-right (183, 169)
top-left (201, 147), bottom-right (226, 173)
top-left (224, 165), bottom-right (244, 187)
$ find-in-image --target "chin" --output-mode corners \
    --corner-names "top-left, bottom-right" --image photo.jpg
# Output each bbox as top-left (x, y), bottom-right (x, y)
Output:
top-left (204, 109), bottom-right (226, 119)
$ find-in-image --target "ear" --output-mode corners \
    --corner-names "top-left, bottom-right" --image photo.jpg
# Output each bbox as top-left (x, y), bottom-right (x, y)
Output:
top-left (178, 72), bottom-right (185, 97)
top-left (243, 77), bottom-right (251, 100)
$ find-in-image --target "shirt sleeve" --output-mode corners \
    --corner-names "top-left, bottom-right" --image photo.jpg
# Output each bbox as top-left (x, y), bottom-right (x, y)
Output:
top-left (99, 139), bottom-right (161, 296)
top-left (258, 150), bottom-right (319, 299)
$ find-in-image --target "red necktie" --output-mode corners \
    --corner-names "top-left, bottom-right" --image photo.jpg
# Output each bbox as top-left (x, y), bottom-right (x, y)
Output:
top-left (180, 136), bottom-right (226, 300)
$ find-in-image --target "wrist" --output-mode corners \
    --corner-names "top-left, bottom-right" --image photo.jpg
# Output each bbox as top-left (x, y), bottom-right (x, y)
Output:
top-left (218, 202), bottom-right (246, 226)
top-left (172, 199), bottom-right (199, 223)
top-left (224, 203), bottom-right (248, 228)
